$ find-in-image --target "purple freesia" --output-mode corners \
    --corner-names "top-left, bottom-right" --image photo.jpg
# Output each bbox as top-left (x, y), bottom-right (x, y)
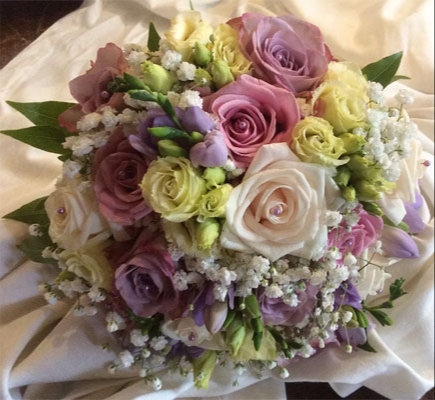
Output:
top-left (228, 13), bottom-right (332, 93)
top-left (334, 282), bottom-right (362, 309)
top-left (381, 225), bottom-right (420, 258)
top-left (337, 326), bottom-right (367, 347)
top-left (189, 130), bottom-right (229, 167)
top-left (259, 283), bottom-right (319, 326)
top-left (403, 192), bottom-right (426, 234)
top-left (129, 106), bottom-right (216, 155)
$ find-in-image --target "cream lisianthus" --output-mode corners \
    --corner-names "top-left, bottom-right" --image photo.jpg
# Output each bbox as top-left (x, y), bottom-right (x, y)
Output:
top-left (325, 61), bottom-right (369, 95)
top-left (45, 178), bottom-right (109, 251)
top-left (211, 23), bottom-right (252, 78)
top-left (59, 233), bottom-right (113, 290)
top-left (140, 157), bottom-right (207, 222)
top-left (165, 10), bottom-right (213, 61)
top-left (198, 184), bottom-right (233, 219)
top-left (291, 116), bottom-right (348, 166)
top-left (220, 143), bottom-right (344, 261)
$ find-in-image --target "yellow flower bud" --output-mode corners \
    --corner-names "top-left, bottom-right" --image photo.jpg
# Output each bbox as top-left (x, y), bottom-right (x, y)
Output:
top-left (192, 350), bottom-right (218, 389)
top-left (194, 68), bottom-right (213, 87)
top-left (157, 139), bottom-right (188, 158)
top-left (141, 61), bottom-right (175, 94)
top-left (335, 166), bottom-right (352, 187)
top-left (341, 186), bottom-right (356, 203)
top-left (210, 59), bottom-right (234, 89)
top-left (193, 42), bottom-right (212, 67)
top-left (354, 179), bottom-right (381, 200)
top-left (198, 184), bottom-right (233, 219)
top-left (196, 218), bottom-right (220, 250)
top-left (203, 167), bottom-right (226, 189)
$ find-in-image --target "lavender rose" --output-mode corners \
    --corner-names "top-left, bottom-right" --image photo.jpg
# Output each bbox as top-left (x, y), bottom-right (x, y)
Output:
top-left (204, 75), bottom-right (300, 168)
top-left (92, 127), bottom-right (152, 226)
top-left (228, 13), bottom-right (332, 93)
top-left (113, 230), bottom-right (179, 318)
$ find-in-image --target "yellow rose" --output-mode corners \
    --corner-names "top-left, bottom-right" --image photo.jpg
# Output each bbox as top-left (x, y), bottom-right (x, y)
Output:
top-left (198, 184), bottom-right (233, 219)
top-left (140, 157), bottom-right (207, 222)
top-left (165, 10), bottom-right (213, 61)
top-left (59, 233), bottom-right (113, 290)
top-left (211, 23), bottom-right (252, 78)
top-left (291, 116), bottom-right (348, 167)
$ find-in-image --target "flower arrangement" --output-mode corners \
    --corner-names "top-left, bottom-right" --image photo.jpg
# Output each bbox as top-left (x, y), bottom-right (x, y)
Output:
top-left (1, 9), bottom-right (430, 391)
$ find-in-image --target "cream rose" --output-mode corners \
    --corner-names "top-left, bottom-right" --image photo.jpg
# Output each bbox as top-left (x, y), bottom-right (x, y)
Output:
top-left (220, 143), bottom-right (343, 261)
top-left (165, 10), bottom-right (213, 61)
top-left (140, 157), bottom-right (207, 222)
top-left (45, 178), bottom-right (109, 251)
top-left (59, 233), bottom-right (113, 290)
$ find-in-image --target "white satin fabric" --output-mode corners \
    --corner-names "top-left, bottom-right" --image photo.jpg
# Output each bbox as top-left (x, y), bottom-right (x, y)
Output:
top-left (0, 1), bottom-right (433, 399)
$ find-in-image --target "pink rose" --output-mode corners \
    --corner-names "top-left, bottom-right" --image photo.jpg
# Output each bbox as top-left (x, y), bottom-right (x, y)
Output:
top-left (59, 43), bottom-right (127, 131)
top-left (328, 206), bottom-right (383, 259)
top-left (112, 230), bottom-right (180, 318)
top-left (92, 127), bottom-right (152, 225)
top-left (204, 75), bottom-right (300, 168)
top-left (228, 13), bottom-right (332, 93)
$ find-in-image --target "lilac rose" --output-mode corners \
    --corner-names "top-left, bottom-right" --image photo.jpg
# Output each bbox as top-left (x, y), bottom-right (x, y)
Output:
top-left (113, 229), bottom-right (180, 318)
top-left (92, 127), bottom-right (152, 226)
top-left (59, 43), bottom-right (127, 132)
top-left (259, 283), bottom-right (319, 326)
top-left (204, 75), bottom-right (300, 168)
top-left (228, 13), bottom-right (332, 93)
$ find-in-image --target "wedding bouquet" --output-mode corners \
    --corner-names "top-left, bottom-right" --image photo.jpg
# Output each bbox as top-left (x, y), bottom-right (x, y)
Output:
top-left (2, 9), bottom-right (430, 391)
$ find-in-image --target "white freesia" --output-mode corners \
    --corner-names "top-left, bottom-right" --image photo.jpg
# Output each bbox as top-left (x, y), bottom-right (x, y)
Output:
top-left (45, 178), bottom-right (109, 251)
top-left (220, 143), bottom-right (344, 261)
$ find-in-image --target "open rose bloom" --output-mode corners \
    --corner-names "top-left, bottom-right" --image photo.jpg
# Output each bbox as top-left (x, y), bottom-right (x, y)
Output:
top-left (1, 4), bottom-right (433, 399)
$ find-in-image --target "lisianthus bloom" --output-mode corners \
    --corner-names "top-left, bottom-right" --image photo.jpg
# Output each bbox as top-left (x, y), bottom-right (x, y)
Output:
top-left (60, 233), bottom-right (113, 290)
top-left (228, 13), bottom-right (332, 93)
top-left (328, 206), bottom-right (383, 260)
top-left (140, 157), bottom-right (207, 223)
top-left (312, 62), bottom-right (368, 134)
top-left (45, 178), bottom-right (109, 251)
top-left (165, 10), bottom-right (213, 61)
top-left (92, 127), bottom-right (152, 226)
top-left (113, 229), bottom-right (180, 318)
top-left (211, 23), bottom-right (252, 78)
top-left (204, 75), bottom-right (300, 168)
top-left (59, 43), bottom-right (127, 132)
top-left (259, 283), bottom-right (319, 326)
top-left (291, 116), bottom-right (348, 167)
top-left (220, 143), bottom-right (344, 261)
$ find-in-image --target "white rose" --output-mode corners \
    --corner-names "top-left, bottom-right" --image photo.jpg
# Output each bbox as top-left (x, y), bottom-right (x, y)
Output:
top-left (45, 178), bottom-right (109, 251)
top-left (220, 143), bottom-right (343, 261)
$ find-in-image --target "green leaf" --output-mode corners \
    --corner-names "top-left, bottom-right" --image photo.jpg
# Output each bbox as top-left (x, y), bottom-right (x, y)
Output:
top-left (362, 51), bottom-right (404, 87)
top-left (358, 339), bottom-right (377, 353)
top-left (366, 308), bottom-right (393, 326)
top-left (147, 22), bottom-right (161, 52)
top-left (389, 277), bottom-right (407, 301)
top-left (124, 73), bottom-right (147, 90)
top-left (3, 196), bottom-right (49, 225)
top-left (7, 101), bottom-right (76, 127)
top-left (129, 89), bottom-right (157, 103)
top-left (17, 231), bottom-right (57, 265)
top-left (148, 127), bottom-right (191, 140)
top-left (1, 125), bottom-right (67, 154)
top-left (354, 308), bottom-right (370, 328)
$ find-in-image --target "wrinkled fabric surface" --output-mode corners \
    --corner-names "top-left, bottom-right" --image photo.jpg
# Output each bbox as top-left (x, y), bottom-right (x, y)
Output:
top-left (0, 0), bottom-right (433, 399)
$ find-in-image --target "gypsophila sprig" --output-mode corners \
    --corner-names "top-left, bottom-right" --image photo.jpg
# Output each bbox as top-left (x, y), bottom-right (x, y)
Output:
top-left (1, 8), bottom-right (430, 392)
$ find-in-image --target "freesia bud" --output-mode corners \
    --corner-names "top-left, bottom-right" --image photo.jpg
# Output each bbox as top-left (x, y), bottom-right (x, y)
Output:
top-left (210, 59), bottom-right (234, 89)
top-left (335, 166), bottom-right (351, 187)
top-left (204, 301), bottom-right (228, 334)
top-left (158, 139), bottom-right (188, 158)
top-left (189, 130), bottom-right (229, 168)
top-left (192, 350), bottom-right (218, 389)
top-left (141, 61), bottom-right (175, 93)
top-left (193, 42), bottom-right (212, 67)
top-left (341, 186), bottom-right (356, 203)
top-left (381, 225), bottom-right (420, 258)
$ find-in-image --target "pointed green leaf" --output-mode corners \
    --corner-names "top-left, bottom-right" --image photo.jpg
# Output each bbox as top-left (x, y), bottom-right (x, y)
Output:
top-left (362, 51), bottom-right (404, 87)
top-left (357, 339), bottom-right (377, 353)
top-left (3, 196), bottom-right (49, 225)
top-left (148, 127), bottom-right (191, 140)
top-left (391, 75), bottom-right (411, 83)
top-left (129, 89), bottom-right (157, 103)
top-left (18, 231), bottom-right (57, 265)
top-left (7, 101), bottom-right (76, 127)
top-left (389, 277), bottom-right (407, 301)
top-left (148, 22), bottom-right (161, 52)
top-left (1, 125), bottom-right (67, 154)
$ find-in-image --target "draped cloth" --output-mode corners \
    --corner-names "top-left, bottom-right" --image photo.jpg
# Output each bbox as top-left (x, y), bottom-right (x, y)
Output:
top-left (0, 1), bottom-right (433, 399)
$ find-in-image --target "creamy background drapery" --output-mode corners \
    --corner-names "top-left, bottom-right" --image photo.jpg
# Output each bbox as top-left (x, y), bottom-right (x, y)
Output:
top-left (0, 1), bottom-right (433, 399)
